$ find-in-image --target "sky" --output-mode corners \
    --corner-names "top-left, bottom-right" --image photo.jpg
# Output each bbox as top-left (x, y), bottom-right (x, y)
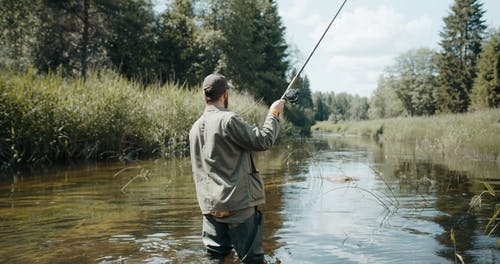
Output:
top-left (275, 0), bottom-right (500, 97)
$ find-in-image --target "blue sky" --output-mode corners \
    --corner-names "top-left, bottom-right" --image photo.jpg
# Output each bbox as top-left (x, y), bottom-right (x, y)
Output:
top-left (276, 0), bottom-right (500, 97)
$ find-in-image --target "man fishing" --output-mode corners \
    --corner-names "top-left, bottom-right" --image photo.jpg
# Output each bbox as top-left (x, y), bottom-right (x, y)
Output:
top-left (189, 73), bottom-right (285, 263)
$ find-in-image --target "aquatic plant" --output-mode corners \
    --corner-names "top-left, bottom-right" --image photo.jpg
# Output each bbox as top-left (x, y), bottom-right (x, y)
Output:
top-left (468, 181), bottom-right (500, 249)
top-left (450, 228), bottom-right (465, 264)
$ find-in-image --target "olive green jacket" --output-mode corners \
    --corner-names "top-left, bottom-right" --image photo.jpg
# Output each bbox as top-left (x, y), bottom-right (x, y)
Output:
top-left (189, 105), bottom-right (280, 214)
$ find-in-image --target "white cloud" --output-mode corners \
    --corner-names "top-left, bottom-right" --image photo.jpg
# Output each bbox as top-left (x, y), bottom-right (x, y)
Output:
top-left (281, 0), bottom-right (324, 26)
top-left (305, 4), bottom-right (433, 96)
top-left (278, 0), bottom-right (437, 96)
top-left (280, 0), bottom-right (308, 21)
top-left (327, 55), bottom-right (393, 75)
top-left (317, 4), bottom-right (433, 55)
top-left (323, 54), bottom-right (393, 96)
top-left (303, 13), bottom-right (323, 26)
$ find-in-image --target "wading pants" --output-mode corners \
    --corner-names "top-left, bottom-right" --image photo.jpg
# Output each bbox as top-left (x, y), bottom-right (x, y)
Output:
top-left (202, 209), bottom-right (264, 263)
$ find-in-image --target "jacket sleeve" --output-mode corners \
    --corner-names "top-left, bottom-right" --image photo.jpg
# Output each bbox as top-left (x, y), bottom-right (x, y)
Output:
top-left (225, 112), bottom-right (280, 151)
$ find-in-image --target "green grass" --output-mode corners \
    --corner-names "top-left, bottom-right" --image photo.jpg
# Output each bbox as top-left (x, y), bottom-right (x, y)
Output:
top-left (312, 110), bottom-right (500, 162)
top-left (0, 68), bottom-right (277, 171)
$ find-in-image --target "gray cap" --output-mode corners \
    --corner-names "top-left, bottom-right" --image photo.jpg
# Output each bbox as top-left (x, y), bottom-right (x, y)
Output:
top-left (202, 73), bottom-right (231, 100)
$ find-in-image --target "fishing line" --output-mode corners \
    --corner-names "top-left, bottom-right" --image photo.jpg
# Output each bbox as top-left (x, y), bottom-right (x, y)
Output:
top-left (281, 0), bottom-right (349, 100)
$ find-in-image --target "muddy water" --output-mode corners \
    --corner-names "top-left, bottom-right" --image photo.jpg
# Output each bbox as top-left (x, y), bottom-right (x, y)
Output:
top-left (0, 133), bottom-right (499, 263)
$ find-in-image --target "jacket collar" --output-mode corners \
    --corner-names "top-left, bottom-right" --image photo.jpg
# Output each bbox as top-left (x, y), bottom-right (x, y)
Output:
top-left (204, 104), bottom-right (228, 113)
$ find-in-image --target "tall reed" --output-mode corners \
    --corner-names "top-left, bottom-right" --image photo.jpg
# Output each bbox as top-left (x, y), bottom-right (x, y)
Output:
top-left (312, 110), bottom-right (500, 162)
top-left (0, 68), bottom-right (274, 171)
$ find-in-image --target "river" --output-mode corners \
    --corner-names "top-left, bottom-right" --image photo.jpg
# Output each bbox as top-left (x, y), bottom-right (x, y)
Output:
top-left (0, 133), bottom-right (498, 263)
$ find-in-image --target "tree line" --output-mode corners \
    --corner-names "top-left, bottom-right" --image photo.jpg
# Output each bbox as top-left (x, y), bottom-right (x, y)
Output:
top-left (1, 0), bottom-right (498, 129)
top-left (0, 0), bottom-right (291, 106)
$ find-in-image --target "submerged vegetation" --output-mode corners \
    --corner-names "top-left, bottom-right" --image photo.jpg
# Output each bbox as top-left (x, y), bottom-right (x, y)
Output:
top-left (0, 69), bottom-right (278, 172)
top-left (312, 109), bottom-right (500, 162)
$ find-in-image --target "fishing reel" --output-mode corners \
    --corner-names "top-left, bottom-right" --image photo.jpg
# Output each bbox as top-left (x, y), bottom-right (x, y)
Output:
top-left (284, 88), bottom-right (300, 104)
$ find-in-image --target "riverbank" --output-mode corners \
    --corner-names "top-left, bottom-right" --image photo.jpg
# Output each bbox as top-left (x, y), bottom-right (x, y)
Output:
top-left (0, 69), bottom-right (287, 172)
top-left (312, 110), bottom-right (500, 163)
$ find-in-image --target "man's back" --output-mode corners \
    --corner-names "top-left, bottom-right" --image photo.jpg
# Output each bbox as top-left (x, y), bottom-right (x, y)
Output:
top-left (189, 104), bottom-right (280, 215)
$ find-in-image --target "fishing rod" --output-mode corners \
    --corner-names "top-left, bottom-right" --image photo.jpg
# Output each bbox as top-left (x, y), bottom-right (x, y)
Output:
top-left (281, 0), bottom-right (348, 102)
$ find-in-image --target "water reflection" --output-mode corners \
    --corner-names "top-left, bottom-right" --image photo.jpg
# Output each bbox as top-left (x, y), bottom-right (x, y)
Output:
top-left (0, 133), bottom-right (498, 263)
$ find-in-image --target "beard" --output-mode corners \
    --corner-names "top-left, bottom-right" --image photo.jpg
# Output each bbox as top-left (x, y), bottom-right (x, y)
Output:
top-left (224, 96), bottom-right (228, 109)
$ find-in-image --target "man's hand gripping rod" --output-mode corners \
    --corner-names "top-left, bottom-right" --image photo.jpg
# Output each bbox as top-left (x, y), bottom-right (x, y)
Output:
top-left (281, 0), bottom-right (348, 101)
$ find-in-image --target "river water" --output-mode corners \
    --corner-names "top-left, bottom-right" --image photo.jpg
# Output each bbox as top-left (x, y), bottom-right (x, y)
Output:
top-left (0, 133), bottom-right (498, 263)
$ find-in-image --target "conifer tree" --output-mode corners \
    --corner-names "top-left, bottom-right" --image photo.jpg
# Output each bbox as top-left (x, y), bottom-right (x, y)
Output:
top-left (252, 0), bottom-right (289, 105)
top-left (284, 71), bottom-right (315, 135)
top-left (221, 0), bottom-right (289, 105)
top-left (437, 0), bottom-right (486, 112)
top-left (313, 92), bottom-right (330, 121)
top-left (0, 0), bottom-right (42, 68)
top-left (192, 0), bottom-right (229, 78)
top-left (34, 0), bottom-right (155, 79)
top-left (157, 0), bottom-right (199, 85)
top-left (470, 29), bottom-right (500, 109)
top-left (105, 0), bottom-right (157, 83)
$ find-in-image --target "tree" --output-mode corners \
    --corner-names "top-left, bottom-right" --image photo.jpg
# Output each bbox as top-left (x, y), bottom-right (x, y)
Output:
top-left (369, 77), bottom-right (387, 119)
top-left (289, 69), bottom-right (313, 108)
top-left (436, 0), bottom-right (486, 113)
top-left (35, 0), bottom-right (116, 77)
top-left (105, 0), bottom-right (157, 83)
top-left (252, 1), bottom-right (289, 104)
top-left (331, 92), bottom-right (351, 121)
top-left (191, 0), bottom-right (230, 81)
top-left (388, 48), bottom-right (439, 116)
top-left (470, 29), bottom-right (500, 109)
top-left (220, 0), bottom-right (258, 90)
top-left (312, 91), bottom-right (369, 122)
top-left (284, 72), bottom-right (314, 136)
top-left (0, 0), bottom-right (42, 68)
top-left (157, 0), bottom-right (200, 85)
top-left (349, 96), bottom-right (369, 120)
top-left (221, 0), bottom-right (288, 105)
top-left (369, 75), bottom-right (404, 119)
top-left (313, 92), bottom-right (330, 121)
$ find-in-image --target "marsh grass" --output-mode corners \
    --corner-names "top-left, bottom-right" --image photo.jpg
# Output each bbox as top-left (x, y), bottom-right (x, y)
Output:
top-left (0, 68), bottom-right (273, 171)
top-left (469, 181), bottom-right (500, 241)
top-left (312, 110), bottom-right (500, 163)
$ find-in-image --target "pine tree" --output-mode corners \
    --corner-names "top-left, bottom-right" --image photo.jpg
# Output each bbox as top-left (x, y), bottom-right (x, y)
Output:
top-left (192, 0), bottom-right (229, 79)
top-left (221, 0), bottom-right (288, 105)
top-left (157, 0), bottom-right (199, 85)
top-left (289, 69), bottom-right (313, 108)
top-left (470, 29), bottom-right (500, 109)
top-left (437, 0), bottom-right (486, 113)
top-left (35, 0), bottom-right (128, 78)
top-left (221, 0), bottom-right (258, 91)
top-left (283, 71), bottom-right (314, 135)
top-left (0, 0), bottom-right (42, 68)
top-left (35, 0), bottom-right (84, 75)
top-left (105, 0), bottom-right (157, 83)
top-left (253, 0), bottom-right (289, 105)
top-left (313, 94), bottom-right (329, 121)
